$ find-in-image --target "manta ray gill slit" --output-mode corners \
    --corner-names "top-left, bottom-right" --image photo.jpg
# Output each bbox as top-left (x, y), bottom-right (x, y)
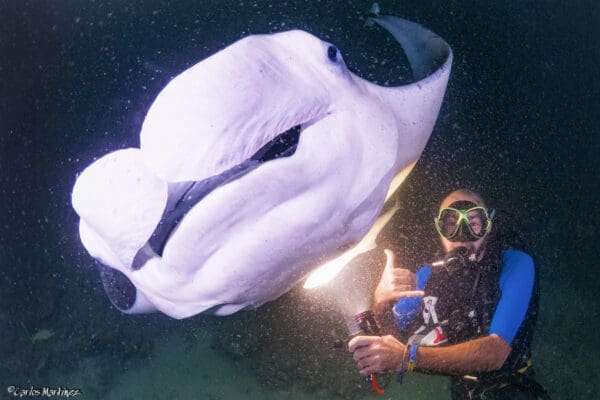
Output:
top-left (250, 125), bottom-right (301, 162)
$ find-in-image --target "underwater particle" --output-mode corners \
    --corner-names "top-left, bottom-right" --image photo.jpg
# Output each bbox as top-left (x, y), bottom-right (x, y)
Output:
top-left (31, 329), bottom-right (55, 343)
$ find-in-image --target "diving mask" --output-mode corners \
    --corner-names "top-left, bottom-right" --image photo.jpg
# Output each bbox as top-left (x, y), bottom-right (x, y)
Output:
top-left (434, 200), bottom-right (493, 242)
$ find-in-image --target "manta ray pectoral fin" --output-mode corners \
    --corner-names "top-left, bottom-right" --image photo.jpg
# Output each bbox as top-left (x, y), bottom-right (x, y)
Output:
top-left (370, 15), bottom-right (451, 81)
top-left (365, 15), bottom-right (453, 169)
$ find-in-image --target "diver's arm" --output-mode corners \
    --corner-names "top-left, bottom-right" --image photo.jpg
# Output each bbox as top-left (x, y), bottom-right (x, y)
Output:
top-left (349, 333), bottom-right (511, 376)
top-left (413, 334), bottom-right (511, 375)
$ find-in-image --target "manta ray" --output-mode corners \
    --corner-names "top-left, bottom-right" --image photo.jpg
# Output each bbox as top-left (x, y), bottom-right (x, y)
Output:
top-left (71, 15), bottom-right (452, 319)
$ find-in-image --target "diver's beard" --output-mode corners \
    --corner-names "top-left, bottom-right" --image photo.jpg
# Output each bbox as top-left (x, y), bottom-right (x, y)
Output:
top-left (444, 242), bottom-right (486, 262)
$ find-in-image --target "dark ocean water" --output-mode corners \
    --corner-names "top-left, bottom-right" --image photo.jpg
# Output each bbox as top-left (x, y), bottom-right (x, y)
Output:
top-left (1, 1), bottom-right (598, 399)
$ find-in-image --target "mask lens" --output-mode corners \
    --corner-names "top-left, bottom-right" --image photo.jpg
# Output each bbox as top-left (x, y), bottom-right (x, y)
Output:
top-left (466, 207), bottom-right (488, 236)
top-left (437, 209), bottom-right (462, 237)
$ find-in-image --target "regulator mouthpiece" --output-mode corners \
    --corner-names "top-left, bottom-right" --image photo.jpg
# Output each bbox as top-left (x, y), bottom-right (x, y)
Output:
top-left (431, 246), bottom-right (477, 269)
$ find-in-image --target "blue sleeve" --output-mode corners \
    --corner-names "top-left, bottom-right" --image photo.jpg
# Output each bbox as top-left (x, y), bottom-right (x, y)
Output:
top-left (393, 266), bottom-right (431, 330)
top-left (489, 250), bottom-right (535, 343)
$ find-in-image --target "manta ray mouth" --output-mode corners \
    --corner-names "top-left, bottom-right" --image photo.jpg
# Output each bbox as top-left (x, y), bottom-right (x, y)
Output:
top-left (132, 125), bottom-right (303, 269)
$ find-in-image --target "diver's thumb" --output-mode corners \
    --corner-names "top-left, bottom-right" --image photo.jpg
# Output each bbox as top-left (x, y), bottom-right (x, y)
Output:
top-left (383, 248), bottom-right (396, 270)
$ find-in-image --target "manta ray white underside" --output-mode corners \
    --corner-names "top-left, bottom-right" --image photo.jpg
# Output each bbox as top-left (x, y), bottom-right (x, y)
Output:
top-left (72, 15), bottom-right (452, 318)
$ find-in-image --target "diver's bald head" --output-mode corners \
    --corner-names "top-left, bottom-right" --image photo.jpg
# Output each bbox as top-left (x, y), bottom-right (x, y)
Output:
top-left (440, 189), bottom-right (487, 211)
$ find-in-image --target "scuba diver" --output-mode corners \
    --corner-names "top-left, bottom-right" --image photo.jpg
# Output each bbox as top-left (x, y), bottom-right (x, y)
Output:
top-left (348, 189), bottom-right (551, 399)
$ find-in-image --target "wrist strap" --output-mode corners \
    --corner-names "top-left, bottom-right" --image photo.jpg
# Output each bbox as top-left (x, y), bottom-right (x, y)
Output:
top-left (397, 344), bottom-right (410, 383)
top-left (407, 344), bottom-right (418, 372)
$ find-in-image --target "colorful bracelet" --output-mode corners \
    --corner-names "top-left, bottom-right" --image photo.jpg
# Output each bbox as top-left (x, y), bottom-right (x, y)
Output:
top-left (407, 344), bottom-right (418, 372)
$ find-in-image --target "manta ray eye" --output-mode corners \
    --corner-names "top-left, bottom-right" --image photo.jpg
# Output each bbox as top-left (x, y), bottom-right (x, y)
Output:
top-left (327, 45), bottom-right (338, 62)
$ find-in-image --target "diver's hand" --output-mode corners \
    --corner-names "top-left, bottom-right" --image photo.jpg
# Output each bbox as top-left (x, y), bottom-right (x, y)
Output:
top-left (348, 335), bottom-right (406, 376)
top-left (373, 249), bottom-right (423, 305)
